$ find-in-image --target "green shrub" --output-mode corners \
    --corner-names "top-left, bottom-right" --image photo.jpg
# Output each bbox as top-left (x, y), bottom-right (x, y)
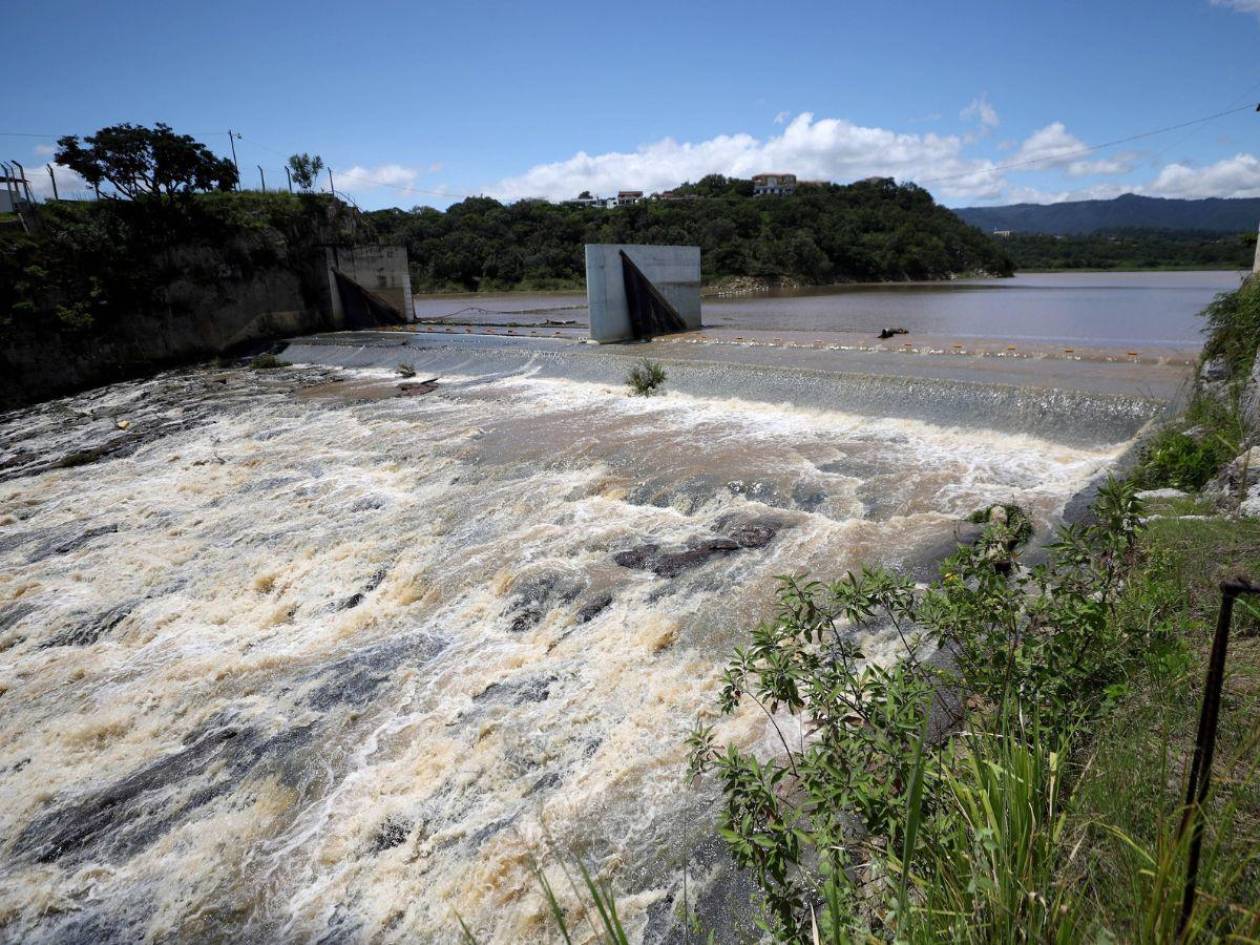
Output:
top-left (626, 359), bottom-right (667, 396)
top-left (686, 478), bottom-right (1150, 941)
top-left (249, 352), bottom-right (289, 370)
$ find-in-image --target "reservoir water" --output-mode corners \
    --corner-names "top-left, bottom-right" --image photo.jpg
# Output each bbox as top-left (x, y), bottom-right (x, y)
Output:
top-left (413, 270), bottom-right (1246, 351)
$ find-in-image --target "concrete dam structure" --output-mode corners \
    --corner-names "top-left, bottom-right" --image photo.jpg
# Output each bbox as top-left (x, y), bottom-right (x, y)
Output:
top-left (586, 244), bottom-right (701, 343)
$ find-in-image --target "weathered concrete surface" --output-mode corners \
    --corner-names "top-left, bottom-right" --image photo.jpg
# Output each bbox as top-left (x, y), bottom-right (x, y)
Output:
top-left (586, 244), bottom-right (701, 342)
top-left (280, 330), bottom-right (1184, 447)
top-left (326, 245), bottom-right (414, 323)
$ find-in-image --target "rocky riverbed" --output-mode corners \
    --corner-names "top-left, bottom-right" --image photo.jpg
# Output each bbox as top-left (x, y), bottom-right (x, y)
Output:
top-left (0, 360), bottom-right (1131, 944)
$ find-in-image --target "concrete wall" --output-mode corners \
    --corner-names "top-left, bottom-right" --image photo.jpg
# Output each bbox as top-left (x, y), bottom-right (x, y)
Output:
top-left (585, 244), bottom-right (701, 343)
top-left (326, 245), bottom-right (414, 322)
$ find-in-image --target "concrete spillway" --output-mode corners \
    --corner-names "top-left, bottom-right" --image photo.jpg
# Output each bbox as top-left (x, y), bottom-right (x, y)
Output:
top-left (0, 335), bottom-right (1182, 944)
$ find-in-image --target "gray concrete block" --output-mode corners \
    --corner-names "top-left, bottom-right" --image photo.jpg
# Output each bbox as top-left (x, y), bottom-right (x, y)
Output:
top-left (585, 244), bottom-right (701, 343)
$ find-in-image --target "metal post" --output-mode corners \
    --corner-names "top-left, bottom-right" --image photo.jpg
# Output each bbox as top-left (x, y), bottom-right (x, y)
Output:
top-left (285, 166), bottom-right (293, 193)
top-left (47, 164), bottom-right (58, 200)
top-left (327, 166), bottom-right (335, 197)
top-left (1177, 577), bottom-right (1260, 936)
top-left (227, 130), bottom-right (240, 187)
top-left (1, 162), bottom-right (14, 209)
top-left (13, 161), bottom-right (32, 203)
top-left (257, 165), bottom-right (265, 192)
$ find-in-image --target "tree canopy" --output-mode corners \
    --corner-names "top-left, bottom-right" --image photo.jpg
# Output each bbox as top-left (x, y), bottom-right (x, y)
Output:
top-left (366, 176), bottom-right (1014, 291)
top-left (287, 153), bottom-right (325, 192)
top-left (55, 123), bottom-right (238, 200)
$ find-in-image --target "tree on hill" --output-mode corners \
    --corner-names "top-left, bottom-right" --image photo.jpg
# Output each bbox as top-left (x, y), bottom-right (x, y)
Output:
top-left (55, 123), bottom-right (238, 199)
top-left (287, 153), bottom-right (325, 192)
top-left (366, 176), bottom-right (1014, 291)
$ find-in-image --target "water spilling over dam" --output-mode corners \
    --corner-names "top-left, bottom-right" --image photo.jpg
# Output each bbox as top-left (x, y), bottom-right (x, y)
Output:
top-left (0, 346), bottom-right (1165, 944)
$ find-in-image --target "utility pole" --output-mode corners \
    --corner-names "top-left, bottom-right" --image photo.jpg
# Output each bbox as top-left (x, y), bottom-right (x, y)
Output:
top-left (327, 166), bottom-right (335, 197)
top-left (257, 165), bottom-right (266, 192)
top-left (47, 164), bottom-right (58, 200)
top-left (227, 130), bottom-right (240, 188)
top-left (285, 166), bottom-right (293, 193)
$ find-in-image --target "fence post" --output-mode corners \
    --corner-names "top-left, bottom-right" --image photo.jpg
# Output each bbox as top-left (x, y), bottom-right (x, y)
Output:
top-left (47, 164), bottom-right (58, 200)
top-left (1177, 577), bottom-right (1260, 936)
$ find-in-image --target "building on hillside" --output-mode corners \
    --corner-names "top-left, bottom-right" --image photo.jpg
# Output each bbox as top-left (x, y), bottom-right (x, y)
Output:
top-left (616, 190), bottom-right (644, 206)
top-left (752, 173), bottom-right (797, 196)
top-left (565, 194), bottom-right (603, 208)
top-left (992, 229), bottom-right (1012, 238)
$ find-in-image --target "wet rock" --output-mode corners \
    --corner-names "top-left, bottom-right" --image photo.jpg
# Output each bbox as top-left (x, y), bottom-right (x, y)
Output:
top-left (575, 592), bottom-right (613, 624)
top-left (307, 634), bottom-right (445, 710)
top-left (613, 538), bottom-right (740, 578)
top-left (40, 602), bottom-right (134, 648)
top-left (333, 566), bottom-right (389, 611)
top-left (527, 771), bottom-right (563, 795)
top-left (791, 481), bottom-right (828, 511)
top-left (468, 814), bottom-right (517, 846)
top-left (717, 516), bottom-right (782, 549)
top-left (0, 600), bottom-right (35, 633)
top-left (25, 523), bottom-right (119, 563)
top-left (627, 476), bottom-right (720, 515)
top-left (725, 479), bottom-right (785, 506)
top-left (502, 573), bottom-right (583, 632)
top-left (369, 817), bottom-right (413, 853)
top-left (474, 675), bottom-right (556, 705)
top-left (12, 722), bottom-right (317, 864)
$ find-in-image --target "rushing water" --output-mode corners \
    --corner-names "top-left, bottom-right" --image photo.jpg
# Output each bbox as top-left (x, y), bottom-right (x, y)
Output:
top-left (413, 270), bottom-right (1246, 349)
top-left (0, 362), bottom-right (1130, 944)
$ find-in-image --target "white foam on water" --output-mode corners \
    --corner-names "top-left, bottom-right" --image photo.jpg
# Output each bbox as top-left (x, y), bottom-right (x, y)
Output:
top-left (0, 365), bottom-right (1126, 944)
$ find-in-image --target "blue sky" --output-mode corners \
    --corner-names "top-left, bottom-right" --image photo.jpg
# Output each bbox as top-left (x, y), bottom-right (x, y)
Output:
top-left (5, 0), bottom-right (1260, 210)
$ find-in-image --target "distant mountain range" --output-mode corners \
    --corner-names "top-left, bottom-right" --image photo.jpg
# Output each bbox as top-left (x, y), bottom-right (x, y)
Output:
top-left (954, 194), bottom-right (1260, 235)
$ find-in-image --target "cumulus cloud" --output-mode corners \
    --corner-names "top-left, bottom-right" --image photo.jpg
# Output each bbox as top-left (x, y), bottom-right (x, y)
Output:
top-left (961, 94), bottom-right (999, 129)
top-left (773, 111), bottom-right (791, 125)
top-left (1145, 153), bottom-right (1260, 198)
top-left (491, 112), bottom-right (1008, 202)
top-left (1211, 0), bottom-right (1260, 18)
top-left (33, 143), bottom-right (56, 157)
top-left (1011, 122), bottom-right (1134, 176)
top-left (23, 163), bottom-right (92, 200)
top-left (331, 163), bottom-right (421, 193)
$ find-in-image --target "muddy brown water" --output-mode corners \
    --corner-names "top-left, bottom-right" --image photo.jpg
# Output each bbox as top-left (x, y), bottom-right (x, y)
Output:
top-left (0, 358), bottom-right (1143, 944)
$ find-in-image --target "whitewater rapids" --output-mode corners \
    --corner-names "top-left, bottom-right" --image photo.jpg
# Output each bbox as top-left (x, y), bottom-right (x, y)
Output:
top-left (0, 360), bottom-right (1131, 944)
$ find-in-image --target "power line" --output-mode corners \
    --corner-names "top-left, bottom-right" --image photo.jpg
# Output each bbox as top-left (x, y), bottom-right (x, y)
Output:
top-left (918, 101), bottom-right (1259, 185)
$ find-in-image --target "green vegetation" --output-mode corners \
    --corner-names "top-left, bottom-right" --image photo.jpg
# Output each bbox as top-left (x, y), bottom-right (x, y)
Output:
top-left (248, 352), bottom-right (290, 370)
top-left (287, 152), bottom-right (325, 192)
top-left (996, 228), bottom-right (1255, 271)
top-left (625, 359), bottom-right (667, 396)
top-left (1, 190), bottom-right (359, 339)
top-left (366, 176), bottom-right (1013, 292)
top-left (54, 122), bottom-right (239, 199)
top-left (1134, 277), bottom-right (1260, 492)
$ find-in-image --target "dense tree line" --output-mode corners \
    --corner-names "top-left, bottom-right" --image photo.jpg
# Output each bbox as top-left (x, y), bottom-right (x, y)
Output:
top-left (365, 176), bottom-right (1014, 292)
top-left (996, 229), bottom-right (1257, 271)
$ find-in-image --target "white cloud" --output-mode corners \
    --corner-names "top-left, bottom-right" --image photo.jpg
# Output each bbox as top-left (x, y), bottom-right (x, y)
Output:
top-left (491, 112), bottom-right (1008, 202)
top-left (24, 163), bottom-right (91, 200)
top-left (773, 111), bottom-right (791, 125)
top-left (330, 163), bottom-right (422, 194)
top-left (1145, 153), bottom-right (1260, 198)
top-left (1211, 0), bottom-right (1260, 18)
top-left (961, 94), bottom-right (999, 129)
top-left (33, 143), bottom-right (56, 157)
top-left (1011, 122), bottom-right (1133, 176)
